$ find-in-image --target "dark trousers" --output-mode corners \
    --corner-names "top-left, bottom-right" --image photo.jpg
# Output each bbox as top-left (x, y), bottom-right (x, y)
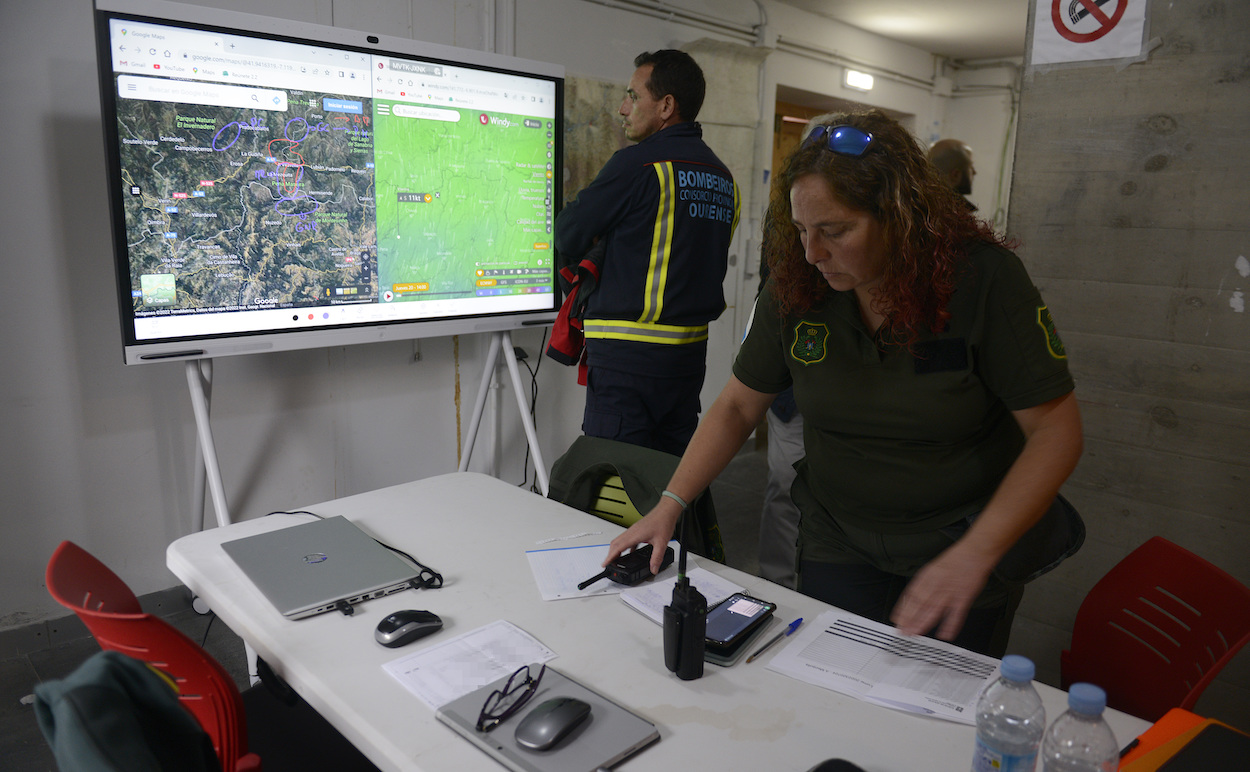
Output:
top-left (582, 366), bottom-right (703, 457)
top-left (798, 559), bottom-right (1023, 658)
top-left (791, 475), bottom-right (1023, 658)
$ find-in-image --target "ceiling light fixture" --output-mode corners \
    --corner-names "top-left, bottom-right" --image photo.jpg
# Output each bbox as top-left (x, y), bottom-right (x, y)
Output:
top-left (844, 69), bottom-right (874, 92)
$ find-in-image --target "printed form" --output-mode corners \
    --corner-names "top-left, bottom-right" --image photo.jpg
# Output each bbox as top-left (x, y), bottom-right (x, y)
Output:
top-left (618, 566), bottom-right (742, 624)
top-left (767, 609), bottom-right (1000, 724)
top-left (383, 620), bottom-right (557, 709)
top-left (525, 542), bottom-right (679, 600)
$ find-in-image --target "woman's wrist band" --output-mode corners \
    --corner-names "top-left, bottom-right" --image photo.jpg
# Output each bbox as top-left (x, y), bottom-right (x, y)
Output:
top-left (660, 489), bottom-right (690, 511)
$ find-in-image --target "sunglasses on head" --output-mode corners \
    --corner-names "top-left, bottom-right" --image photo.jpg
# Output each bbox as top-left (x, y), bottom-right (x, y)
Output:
top-left (803, 124), bottom-right (874, 157)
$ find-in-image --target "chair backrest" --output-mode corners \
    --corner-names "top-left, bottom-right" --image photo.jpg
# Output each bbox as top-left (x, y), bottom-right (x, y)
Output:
top-left (547, 435), bottom-right (726, 563)
top-left (587, 474), bottom-right (644, 527)
top-left (1061, 536), bottom-right (1250, 722)
top-left (45, 541), bottom-right (257, 772)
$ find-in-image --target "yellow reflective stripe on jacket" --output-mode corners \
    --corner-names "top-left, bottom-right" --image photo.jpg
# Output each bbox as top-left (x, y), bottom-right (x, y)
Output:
top-left (584, 319), bottom-right (709, 345)
top-left (642, 162), bottom-right (677, 323)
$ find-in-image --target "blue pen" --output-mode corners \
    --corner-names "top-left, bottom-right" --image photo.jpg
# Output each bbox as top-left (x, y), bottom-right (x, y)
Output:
top-left (745, 617), bottom-right (803, 663)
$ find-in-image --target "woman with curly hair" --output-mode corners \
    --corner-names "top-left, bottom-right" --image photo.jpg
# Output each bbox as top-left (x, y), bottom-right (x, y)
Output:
top-left (604, 109), bottom-right (1083, 656)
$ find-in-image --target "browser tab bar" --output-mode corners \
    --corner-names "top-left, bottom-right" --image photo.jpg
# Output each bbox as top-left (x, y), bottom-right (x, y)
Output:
top-left (387, 60), bottom-right (443, 77)
top-left (111, 20), bottom-right (223, 53)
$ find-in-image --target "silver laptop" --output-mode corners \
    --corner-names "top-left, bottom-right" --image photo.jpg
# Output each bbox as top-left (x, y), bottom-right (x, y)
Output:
top-left (221, 516), bottom-right (420, 619)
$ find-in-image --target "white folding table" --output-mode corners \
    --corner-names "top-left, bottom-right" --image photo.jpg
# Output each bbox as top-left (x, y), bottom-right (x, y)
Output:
top-left (167, 472), bottom-right (1151, 771)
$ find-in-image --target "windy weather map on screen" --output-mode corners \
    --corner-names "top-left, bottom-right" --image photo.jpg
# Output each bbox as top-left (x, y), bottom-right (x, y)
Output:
top-left (96, 2), bottom-right (562, 363)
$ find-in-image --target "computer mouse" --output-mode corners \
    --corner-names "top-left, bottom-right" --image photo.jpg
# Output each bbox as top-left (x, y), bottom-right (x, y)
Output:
top-left (374, 609), bottom-right (442, 647)
top-left (513, 696), bottom-right (591, 751)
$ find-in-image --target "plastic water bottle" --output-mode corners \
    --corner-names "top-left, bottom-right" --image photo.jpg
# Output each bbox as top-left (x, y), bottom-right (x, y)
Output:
top-left (972, 654), bottom-right (1046, 772)
top-left (1041, 683), bottom-right (1119, 772)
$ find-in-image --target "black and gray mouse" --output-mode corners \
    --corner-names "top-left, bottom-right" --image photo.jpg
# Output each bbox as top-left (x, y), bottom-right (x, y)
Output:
top-left (374, 609), bottom-right (442, 647)
top-left (513, 696), bottom-right (591, 751)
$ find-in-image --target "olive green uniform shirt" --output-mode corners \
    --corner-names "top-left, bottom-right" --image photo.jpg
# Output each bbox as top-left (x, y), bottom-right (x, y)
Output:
top-left (733, 241), bottom-right (1073, 558)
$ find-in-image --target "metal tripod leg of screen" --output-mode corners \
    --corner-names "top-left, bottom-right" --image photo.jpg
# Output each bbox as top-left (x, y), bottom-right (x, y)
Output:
top-left (185, 359), bottom-right (260, 683)
top-left (186, 359), bottom-right (231, 528)
top-left (458, 331), bottom-right (549, 496)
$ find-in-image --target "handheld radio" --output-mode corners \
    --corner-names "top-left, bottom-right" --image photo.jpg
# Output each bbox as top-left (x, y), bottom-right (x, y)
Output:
top-left (577, 544), bottom-right (674, 590)
top-left (663, 506), bottom-right (706, 680)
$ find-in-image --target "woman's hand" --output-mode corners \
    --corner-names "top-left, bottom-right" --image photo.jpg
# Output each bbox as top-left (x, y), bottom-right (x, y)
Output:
top-left (603, 498), bottom-right (683, 574)
top-left (892, 392), bottom-right (1084, 642)
top-left (600, 376), bottom-right (778, 576)
top-left (890, 541), bottom-right (997, 641)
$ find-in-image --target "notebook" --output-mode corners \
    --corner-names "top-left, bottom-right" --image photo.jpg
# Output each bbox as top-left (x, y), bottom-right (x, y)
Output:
top-left (436, 666), bottom-right (660, 772)
top-left (221, 516), bottom-right (420, 619)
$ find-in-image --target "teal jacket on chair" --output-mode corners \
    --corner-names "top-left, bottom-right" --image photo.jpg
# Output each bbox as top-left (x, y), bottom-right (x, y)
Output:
top-left (34, 650), bottom-right (219, 772)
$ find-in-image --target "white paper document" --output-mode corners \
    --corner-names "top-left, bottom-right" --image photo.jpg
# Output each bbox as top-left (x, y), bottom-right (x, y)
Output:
top-left (619, 566), bottom-right (743, 625)
top-left (525, 542), bottom-right (678, 600)
top-left (382, 619), bottom-right (557, 710)
top-left (766, 609), bottom-right (999, 724)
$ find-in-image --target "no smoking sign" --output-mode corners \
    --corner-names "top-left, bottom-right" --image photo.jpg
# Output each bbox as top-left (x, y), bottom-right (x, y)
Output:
top-left (1052, 0), bottom-right (1127, 43)
top-left (1031, 0), bottom-right (1148, 66)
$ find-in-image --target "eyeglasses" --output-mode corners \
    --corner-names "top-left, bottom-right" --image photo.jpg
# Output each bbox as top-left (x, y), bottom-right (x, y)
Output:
top-left (475, 664), bottom-right (546, 732)
top-left (804, 124), bottom-right (874, 157)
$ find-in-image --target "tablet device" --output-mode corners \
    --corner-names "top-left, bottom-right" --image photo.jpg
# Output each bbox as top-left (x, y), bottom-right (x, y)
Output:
top-left (436, 666), bottom-right (659, 772)
top-left (1155, 723), bottom-right (1250, 770)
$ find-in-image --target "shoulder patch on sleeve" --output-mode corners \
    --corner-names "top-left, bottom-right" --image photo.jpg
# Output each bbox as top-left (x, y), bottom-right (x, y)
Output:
top-left (1036, 306), bottom-right (1067, 359)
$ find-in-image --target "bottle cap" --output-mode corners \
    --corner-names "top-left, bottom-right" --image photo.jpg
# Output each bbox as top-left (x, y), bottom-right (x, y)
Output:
top-left (999, 654), bottom-right (1035, 682)
top-left (1068, 683), bottom-right (1107, 715)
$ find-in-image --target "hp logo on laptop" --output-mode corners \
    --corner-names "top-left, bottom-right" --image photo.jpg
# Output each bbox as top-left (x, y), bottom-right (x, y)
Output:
top-left (303, 553), bottom-right (329, 564)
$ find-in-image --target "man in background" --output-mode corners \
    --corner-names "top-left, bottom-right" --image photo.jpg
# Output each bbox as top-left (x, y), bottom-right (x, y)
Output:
top-left (554, 50), bottom-right (739, 455)
top-left (928, 138), bottom-right (977, 210)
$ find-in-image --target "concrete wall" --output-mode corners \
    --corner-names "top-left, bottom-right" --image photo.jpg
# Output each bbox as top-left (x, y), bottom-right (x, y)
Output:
top-left (1005, 0), bottom-right (1250, 727)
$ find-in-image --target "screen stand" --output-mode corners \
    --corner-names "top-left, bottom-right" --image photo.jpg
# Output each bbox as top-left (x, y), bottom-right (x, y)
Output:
top-left (458, 331), bottom-right (549, 496)
top-left (186, 359), bottom-right (260, 682)
top-left (186, 359), bottom-right (231, 528)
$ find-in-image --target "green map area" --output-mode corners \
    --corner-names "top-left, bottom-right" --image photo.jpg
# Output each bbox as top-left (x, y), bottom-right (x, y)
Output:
top-left (372, 104), bottom-right (554, 302)
top-left (116, 88), bottom-right (376, 315)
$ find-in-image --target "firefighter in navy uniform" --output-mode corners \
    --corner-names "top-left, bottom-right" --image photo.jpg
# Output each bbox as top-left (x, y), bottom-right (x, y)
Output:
top-left (554, 49), bottom-right (739, 455)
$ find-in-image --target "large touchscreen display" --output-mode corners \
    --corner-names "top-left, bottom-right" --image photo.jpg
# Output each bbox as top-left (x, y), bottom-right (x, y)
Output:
top-left (97, 4), bottom-right (562, 362)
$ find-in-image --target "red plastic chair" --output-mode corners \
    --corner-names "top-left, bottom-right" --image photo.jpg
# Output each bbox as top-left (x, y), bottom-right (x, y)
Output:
top-left (45, 540), bottom-right (259, 772)
top-left (1060, 536), bottom-right (1250, 722)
